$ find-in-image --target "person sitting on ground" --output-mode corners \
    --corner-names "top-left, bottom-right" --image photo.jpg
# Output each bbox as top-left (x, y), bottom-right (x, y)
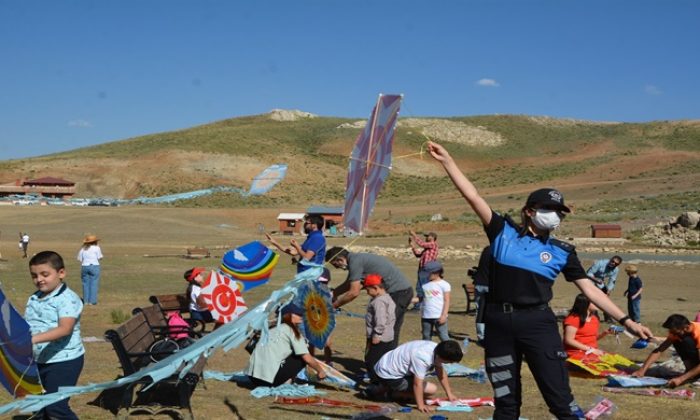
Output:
top-left (245, 303), bottom-right (326, 387)
top-left (184, 267), bottom-right (214, 324)
top-left (413, 260), bottom-right (451, 342)
top-left (563, 294), bottom-right (606, 359)
top-left (363, 273), bottom-right (396, 382)
top-left (365, 340), bottom-right (463, 413)
top-left (633, 314), bottom-right (700, 387)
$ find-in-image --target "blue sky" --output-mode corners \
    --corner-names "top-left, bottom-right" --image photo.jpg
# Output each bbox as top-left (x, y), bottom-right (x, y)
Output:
top-left (1, 0), bottom-right (699, 160)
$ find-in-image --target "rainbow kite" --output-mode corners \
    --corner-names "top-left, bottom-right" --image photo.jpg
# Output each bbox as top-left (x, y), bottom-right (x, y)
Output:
top-left (343, 94), bottom-right (402, 235)
top-left (297, 281), bottom-right (335, 349)
top-left (220, 241), bottom-right (279, 291)
top-left (200, 271), bottom-right (248, 324)
top-left (0, 288), bottom-right (42, 397)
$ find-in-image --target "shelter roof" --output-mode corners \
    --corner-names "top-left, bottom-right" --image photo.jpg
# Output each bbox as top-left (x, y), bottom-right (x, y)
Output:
top-left (307, 206), bottom-right (344, 215)
top-left (277, 213), bottom-right (306, 220)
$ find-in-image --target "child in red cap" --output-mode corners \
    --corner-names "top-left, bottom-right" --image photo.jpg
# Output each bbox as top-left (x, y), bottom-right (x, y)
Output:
top-left (184, 267), bottom-right (214, 323)
top-left (363, 273), bottom-right (396, 382)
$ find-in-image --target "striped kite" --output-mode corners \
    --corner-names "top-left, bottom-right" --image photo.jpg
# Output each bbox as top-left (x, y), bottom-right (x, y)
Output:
top-left (343, 94), bottom-right (402, 234)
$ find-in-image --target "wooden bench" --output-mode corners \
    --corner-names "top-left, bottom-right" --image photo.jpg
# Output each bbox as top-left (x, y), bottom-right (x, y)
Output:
top-left (149, 293), bottom-right (214, 334)
top-left (132, 304), bottom-right (200, 341)
top-left (462, 283), bottom-right (477, 315)
top-left (104, 311), bottom-right (206, 419)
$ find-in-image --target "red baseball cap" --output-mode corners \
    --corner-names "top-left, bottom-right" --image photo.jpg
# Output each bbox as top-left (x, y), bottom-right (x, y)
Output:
top-left (186, 267), bottom-right (206, 282)
top-left (363, 273), bottom-right (383, 288)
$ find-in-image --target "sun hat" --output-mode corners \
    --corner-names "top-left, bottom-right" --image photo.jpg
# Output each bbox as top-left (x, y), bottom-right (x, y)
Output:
top-left (363, 273), bottom-right (383, 288)
top-left (83, 234), bottom-right (99, 244)
top-left (423, 260), bottom-right (443, 273)
top-left (525, 188), bottom-right (571, 213)
top-left (185, 267), bottom-right (207, 282)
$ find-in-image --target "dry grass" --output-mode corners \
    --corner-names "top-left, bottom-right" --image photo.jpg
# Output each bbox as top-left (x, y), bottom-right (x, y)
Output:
top-left (0, 206), bottom-right (698, 419)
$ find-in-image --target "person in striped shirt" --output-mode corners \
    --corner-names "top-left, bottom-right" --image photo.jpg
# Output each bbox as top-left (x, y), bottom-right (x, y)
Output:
top-left (409, 230), bottom-right (439, 310)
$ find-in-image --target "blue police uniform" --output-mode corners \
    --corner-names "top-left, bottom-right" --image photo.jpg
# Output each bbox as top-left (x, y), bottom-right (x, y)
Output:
top-left (483, 212), bottom-right (586, 420)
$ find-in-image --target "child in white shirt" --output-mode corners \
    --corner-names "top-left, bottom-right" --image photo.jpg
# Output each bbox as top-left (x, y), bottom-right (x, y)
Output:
top-left (419, 260), bottom-right (451, 341)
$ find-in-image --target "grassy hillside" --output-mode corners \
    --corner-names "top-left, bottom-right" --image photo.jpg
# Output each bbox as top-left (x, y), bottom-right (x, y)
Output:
top-left (1, 113), bottom-right (698, 209)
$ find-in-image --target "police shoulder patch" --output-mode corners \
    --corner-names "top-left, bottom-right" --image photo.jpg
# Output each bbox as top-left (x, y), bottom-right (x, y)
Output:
top-left (550, 238), bottom-right (575, 252)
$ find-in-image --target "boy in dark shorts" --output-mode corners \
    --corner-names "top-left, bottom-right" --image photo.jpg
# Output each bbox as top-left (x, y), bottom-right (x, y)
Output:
top-left (365, 339), bottom-right (463, 413)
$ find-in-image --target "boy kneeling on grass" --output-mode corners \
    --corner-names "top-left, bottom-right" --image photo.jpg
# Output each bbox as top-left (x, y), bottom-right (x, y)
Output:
top-left (632, 314), bottom-right (700, 387)
top-left (363, 340), bottom-right (463, 413)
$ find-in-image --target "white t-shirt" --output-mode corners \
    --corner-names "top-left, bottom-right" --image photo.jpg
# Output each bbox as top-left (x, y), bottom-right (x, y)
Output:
top-left (189, 284), bottom-right (208, 312)
top-left (421, 279), bottom-right (451, 319)
top-left (374, 340), bottom-right (437, 380)
top-left (77, 245), bottom-right (103, 266)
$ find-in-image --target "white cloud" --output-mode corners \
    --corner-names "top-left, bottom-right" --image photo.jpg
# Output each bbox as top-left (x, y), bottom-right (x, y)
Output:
top-left (644, 84), bottom-right (662, 95)
top-left (67, 119), bottom-right (93, 128)
top-left (476, 78), bottom-right (500, 87)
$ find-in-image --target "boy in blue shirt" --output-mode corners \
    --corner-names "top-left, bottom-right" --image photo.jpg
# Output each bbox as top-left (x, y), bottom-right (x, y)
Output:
top-left (26, 251), bottom-right (85, 419)
top-left (624, 264), bottom-right (643, 323)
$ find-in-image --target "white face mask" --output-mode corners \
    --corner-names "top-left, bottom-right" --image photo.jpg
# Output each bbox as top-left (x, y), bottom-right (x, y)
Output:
top-left (531, 209), bottom-right (561, 231)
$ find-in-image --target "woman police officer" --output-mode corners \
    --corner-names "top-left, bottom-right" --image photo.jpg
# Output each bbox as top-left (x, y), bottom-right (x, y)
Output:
top-left (427, 141), bottom-right (652, 419)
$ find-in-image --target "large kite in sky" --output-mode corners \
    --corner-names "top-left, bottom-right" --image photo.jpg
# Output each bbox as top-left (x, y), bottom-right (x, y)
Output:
top-left (343, 94), bottom-right (402, 234)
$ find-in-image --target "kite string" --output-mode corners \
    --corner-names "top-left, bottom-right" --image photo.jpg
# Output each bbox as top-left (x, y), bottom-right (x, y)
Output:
top-left (13, 356), bottom-right (38, 400)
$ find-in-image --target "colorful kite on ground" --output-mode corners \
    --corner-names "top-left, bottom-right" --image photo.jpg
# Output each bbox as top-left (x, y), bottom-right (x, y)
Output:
top-left (567, 352), bottom-right (637, 377)
top-left (200, 271), bottom-right (247, 323)
top-left (247, 164), bottom-right (288, 196)
top-left (220, 241), bottom-right (279, 291)
top-left (343, 94), bottom-right (402, 234)
top-left (297, 282), bottom-right (335, 349)
top-left (0, 288), bottom-right (42, 397)
top-left (602, 386), bottom-right (695, 399)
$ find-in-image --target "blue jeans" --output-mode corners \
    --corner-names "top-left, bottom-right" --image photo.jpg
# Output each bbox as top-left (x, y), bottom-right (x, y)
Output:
top-left (628, 298), bottom-right (641, 323)
top-left (421, 318), bottom-right (450, 341)
top-left (37, 355), bottom-right (84, 419)
top-left (81, 265), bottom-right (101, 305)
top-left (415, 268), bottom-right (430, 300)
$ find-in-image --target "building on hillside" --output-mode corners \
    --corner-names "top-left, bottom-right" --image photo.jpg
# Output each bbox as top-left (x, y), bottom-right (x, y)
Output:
top-left (0, 177), bottom-right (76, 199)
top-left (591, 224), bottom-right (622, 238)
top-left (306, 205), bottom-right (344, 234)
top-left (277, 213), bottom-right (306, 235)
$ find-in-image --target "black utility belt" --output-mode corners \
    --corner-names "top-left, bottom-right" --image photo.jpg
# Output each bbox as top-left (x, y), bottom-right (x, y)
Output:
top-left (486, 302), bottom-right (550, 313)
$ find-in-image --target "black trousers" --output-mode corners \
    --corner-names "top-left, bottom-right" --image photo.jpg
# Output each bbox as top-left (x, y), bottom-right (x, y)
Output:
top-left (365, 340), bottom-right (394, 382)
top-left (483, 307), bottom-right (582, 420)
top-left (673, 335), bottom-right (700, 372)
top-left (249, 354), bottom-right (306, 388)
top-left (389, 288), bottom-right (414, 348)
top-left (37, 355), bottom-right (84, 420)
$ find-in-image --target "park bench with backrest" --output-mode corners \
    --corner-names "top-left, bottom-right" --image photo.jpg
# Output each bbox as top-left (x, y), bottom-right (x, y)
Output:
top-left (132, 304), bottom-right (201, 341)
top-left (149, 293), bottom-right (215, 334)
top-left (104, 310), bottom-right (206, 420)
top-left (462, 283), bottom-right (477, 315)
